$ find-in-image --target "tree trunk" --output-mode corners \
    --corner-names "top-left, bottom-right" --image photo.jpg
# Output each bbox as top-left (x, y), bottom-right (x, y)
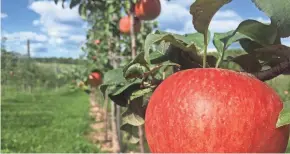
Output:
top-left (138, 125), bottom-right (145, 153)
top-left (116, 105), bottom-right (122, 148)
top-left (104, 93), bottom-right (109, 141)
top-left (108, 38), bottom-right (122, 152)
top-left (111, 103), bottom-right (121, 153)
top-left (130, 7), bottom-right (145, 153)
top-left (90, 87), bottom-right (96, 107)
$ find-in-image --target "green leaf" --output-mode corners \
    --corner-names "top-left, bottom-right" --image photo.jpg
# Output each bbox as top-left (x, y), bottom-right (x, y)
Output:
top-left (214, 20), bottom-right (278, 68)
top-left (120, 124), bottom-right (140, 144)
top-left (235, 19), bottom-right (277, 45)
top-left (190, 0), bottom-right (232, 34)
top-left (78, 3), bottom-right (87, 20)
top-left (156, 40), bottom-right (170, 54)
top-left (144, 33), bottom-right (172, 64)
top-left (144, 32), bottom-right (203, 66)
top-left (122, 108), bottom-right (145, 126)
top-left (154, 30), bottom-right (211, 52)
top-left (213, 31), bottom-right (244, 54)
top-left (149, 51), bottom-right (169, 64)
top-left (124, 64), bottom-right (146, 79)
top-left (183, 32), bottom-right (211, 52)
top-left (123, 52), bottom-right (148, 78)
top-left (108, 81), bottom-right (143, 107)
top-left (70, 0), bottom-right (81, 9)
top-left (122, 97), bottom-right (146, 126)
top-left (130, 88), bottom-right (153, 101)
top-left (166, 44), bottom-right (203, 69)
top-left (252, 0), bottom-right (290, 38)
top-left (239, 38), bottom-right (263, 54)
top-left (102, 68), bottom-right (127, 86)
top-left (111, 80), bottom-right (142, 96)
top-left (276, 101), bottom-right (290, 128)
top-left (231, 54), bottom-right (262, 72)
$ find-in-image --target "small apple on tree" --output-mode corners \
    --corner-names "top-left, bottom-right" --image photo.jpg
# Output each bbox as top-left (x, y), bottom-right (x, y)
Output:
top-left (92, 56), bottom-right (97, 61)
top-left (88, 70), bottom-right (103, 87)
top-left (119, 15), bottom-right (141, 34)
top-left (94, 39), bottom-right (100, 45)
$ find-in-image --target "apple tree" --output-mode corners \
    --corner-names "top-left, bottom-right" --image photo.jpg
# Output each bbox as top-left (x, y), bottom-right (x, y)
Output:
top-left (98, 0), bottom-right (290, 153)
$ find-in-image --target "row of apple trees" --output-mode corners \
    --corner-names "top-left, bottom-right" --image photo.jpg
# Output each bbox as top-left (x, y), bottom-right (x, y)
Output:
top-left (54, 0), bottom-right (162, 152)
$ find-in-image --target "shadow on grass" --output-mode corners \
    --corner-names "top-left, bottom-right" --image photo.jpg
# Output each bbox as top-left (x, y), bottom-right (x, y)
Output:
top-left (1, 99), bottom-right (25, 103)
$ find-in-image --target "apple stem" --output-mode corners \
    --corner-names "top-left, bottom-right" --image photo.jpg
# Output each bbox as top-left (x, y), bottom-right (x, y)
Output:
top-left (215, 46), bottom-right (226, 68)
top-left (203, 36), bottom-right (208, 68)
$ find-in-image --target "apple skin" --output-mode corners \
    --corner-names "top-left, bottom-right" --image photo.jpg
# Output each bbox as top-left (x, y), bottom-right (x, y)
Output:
top-left (119, 16), bottom-right (141, 34)
top-left (92, 56), bottom-right (97, 60)
top-left (95, 39), bottom-right (100, 45)
top-left (88, 72), bottom-right (102, 87)
top-left (145, 68), bottom-right (290, 153)
top-left (135, 0), bottom-right (161, 20)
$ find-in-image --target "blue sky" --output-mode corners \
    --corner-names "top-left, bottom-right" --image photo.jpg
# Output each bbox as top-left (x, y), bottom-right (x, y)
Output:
top-left (1, 0), bottom-right (289, 58)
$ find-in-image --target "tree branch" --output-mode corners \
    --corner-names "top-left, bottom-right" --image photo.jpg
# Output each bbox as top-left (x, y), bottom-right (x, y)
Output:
top-left (251, 59), bottom-right (290, 82)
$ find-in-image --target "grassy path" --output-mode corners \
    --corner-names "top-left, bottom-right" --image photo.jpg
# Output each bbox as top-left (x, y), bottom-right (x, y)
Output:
top-left (1, 88), bottom-right (101, 153)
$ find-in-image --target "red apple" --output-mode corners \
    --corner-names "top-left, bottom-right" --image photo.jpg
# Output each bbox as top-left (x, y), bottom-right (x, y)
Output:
top-left (145, 68), bottom-right (289, 153)
top-left (135, 0), bottom-right (161, 21)
top-left (94, 39), bottom-right (100, 45)
top-left (92, 56), bottom-right (97, 60)
top-left (119, 15), bottom-right (141, 34)
top-left (88, 72), bottom-right (102, 87)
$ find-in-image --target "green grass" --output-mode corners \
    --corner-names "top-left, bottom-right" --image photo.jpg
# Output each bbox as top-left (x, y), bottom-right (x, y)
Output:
top-left (1, 87), bottom-right (101, 153)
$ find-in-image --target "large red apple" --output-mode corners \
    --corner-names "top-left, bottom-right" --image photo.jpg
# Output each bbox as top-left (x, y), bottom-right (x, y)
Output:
top-left (145, 68), bottom-right (290, 153)
top-left (88, 72), bottom-right (102, 87)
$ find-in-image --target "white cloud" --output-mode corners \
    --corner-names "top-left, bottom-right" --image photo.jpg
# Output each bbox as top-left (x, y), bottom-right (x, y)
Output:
top-left (214, 10), bottom-right (241, 19)
top-left (209, 19), bottom-right (241, 32)
top-left (157, 0), bottom-right (243, 34)
top-left (157, 0), bottom-right (190, 30)
top-left (29, 1), bottom-right (81, 22)
top-left (253, 17), bottom-right (271, 24)
top-left (48, 37), bottom-right (65, 45)
top-left (3, 31), bottom-right (48, 42)
top-left (282, 38), bottom-right (290, 46)
top-left (68, 35), bottom-right (86, 43)
top-left (24, 0), bottom-right (87, 57)
top-left (28, 0), bottom-right (82, 38)
top-left (32, 20), bottom-right (41, 26)
top-left (169, 0), bottom-right (195, 8)
top-left (1, 12), bottom-right (8, 19)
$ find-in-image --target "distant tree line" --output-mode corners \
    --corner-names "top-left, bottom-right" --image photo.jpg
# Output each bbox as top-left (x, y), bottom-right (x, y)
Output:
top-left (1, 49), bottom-right (87, 65)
